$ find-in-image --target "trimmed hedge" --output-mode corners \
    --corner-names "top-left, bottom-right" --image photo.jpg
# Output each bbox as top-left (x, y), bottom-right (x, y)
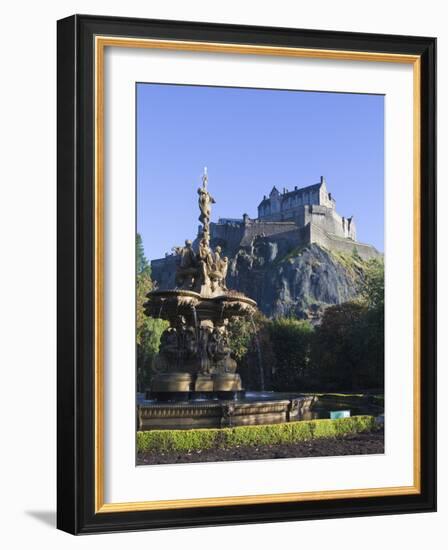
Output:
top-left (137, 415), bottom-right (376, 454)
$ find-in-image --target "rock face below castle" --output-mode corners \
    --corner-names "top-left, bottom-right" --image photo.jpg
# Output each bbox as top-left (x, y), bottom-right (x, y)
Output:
top-left (150, 177), bottom-right (381, 321)
top-left (227, 242), bottom-right (370, 320)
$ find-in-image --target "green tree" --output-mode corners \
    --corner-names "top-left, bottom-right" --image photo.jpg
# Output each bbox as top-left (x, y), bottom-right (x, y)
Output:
top-left (311, 291), bottom-right (384, 392)
top-left (268, 318), bottom-right (314, 391)
top-left (310, 257), bottom-right (385, 391)
top-left (136, 268), bottom-right (153, 345)
top-left (137, 317), bottom-right (168, 391)
top-left (227, 312), bottom-right (275, 390)
top-left (311, 302), bottom-right (368, 390)
top-left (359, 258), bottom-right (384, 310)
top-left (227, 317), bottom-right (253, 361)
top-left (358, 258), bottom-right (384, 389)
top-left (136, 233), bottom-right (168, 391)
top-left (136, 232), bottom-right (150, 275)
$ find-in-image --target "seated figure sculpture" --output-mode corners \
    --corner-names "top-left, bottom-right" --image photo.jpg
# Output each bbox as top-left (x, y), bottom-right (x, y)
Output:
top-left (209, 246), bottom-right (228, 291)
top-left (174, 238), bottom-right (229, 295)
top-left (174, 239), bottom-right (197, 289)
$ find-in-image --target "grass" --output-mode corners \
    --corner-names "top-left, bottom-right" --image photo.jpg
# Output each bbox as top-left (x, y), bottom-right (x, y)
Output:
top-left (330, 249), bottom-right (365, 270)
top-left (137, 415), bottom-right (377, 454)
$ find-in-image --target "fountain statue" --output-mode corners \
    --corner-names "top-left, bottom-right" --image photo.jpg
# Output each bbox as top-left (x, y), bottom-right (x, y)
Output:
top-left (144, 167), bottom-right (257, 399)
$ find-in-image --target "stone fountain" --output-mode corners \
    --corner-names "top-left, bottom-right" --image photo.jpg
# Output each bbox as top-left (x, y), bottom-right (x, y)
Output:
top-left (144, 168), bottom-right (257, 399)
top-left (139, 169), bottom-right (315, 429)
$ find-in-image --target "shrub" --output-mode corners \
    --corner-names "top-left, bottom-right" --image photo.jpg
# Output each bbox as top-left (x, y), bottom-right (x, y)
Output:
top-left (268, 318), bottom-right (314, 391)
top-left (136, 416), bottom-right (377, 454)
top-left (137, 428), bottom-right (219, 454)
top-left (311, 299), bottom-right (384, 391)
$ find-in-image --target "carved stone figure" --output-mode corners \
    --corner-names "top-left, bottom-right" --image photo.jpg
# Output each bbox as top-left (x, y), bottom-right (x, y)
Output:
top-left (213, 246), bottom-right (228, 290)
top-left (183, 326), bottom-right (197, 358)
top-left (175, 239), bottom-right (198, 289)
top-left (198, 325), bottom-right (213, 374)
top-left (159, 328), bottom-right (178, 358)
top-left (196, 237), bottom-right (214, 292)
top-left (214, 327), bottom-right (237, 373)
top-left (206, 328), bottom-right (220, 361)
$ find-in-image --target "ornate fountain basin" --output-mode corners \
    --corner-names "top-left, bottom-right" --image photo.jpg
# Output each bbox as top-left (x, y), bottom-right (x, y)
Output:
top-left (144, 289), bottom-right (257, 325)
top-left (144, 289), bottom-right (200, 323)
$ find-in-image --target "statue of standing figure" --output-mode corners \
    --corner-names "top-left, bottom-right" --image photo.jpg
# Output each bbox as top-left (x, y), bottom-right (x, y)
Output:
top-left (197, 167), bottom-right (215, 239)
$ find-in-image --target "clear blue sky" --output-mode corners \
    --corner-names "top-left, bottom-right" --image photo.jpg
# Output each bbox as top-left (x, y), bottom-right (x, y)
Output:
top-left (137, 83), bottom-right (384, 260)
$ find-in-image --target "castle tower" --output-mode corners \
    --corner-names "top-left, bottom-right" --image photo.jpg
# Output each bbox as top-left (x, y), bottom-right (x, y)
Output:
top-left (318, 177), bottom-right (336, 209)
top-left (269, 186), bottom-right (281, 215)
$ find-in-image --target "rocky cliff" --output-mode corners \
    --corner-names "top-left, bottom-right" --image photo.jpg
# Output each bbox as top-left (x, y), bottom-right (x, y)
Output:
top-left (151, 238), bottom-right (377, 323)
top-left (226, 240), bottom-right (372, 322)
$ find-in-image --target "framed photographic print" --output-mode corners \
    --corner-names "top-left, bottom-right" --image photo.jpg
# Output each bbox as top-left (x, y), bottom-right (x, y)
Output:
top-left (57, 14), bottom-right (436, 534)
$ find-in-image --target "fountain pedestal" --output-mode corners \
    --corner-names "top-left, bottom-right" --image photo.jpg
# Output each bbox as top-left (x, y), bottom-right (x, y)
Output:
top-left (149, 371), bottom-right (243, 398)
top-left (195, 374), bottom-right (214, 392)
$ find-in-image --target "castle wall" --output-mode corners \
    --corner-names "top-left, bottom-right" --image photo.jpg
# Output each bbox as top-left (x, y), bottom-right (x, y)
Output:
top-left (252, 225), bottom-right (311, 250)
top-left (309, 223), bottom-right (379, 260)
top-left (311, 207), bottom-right (344, 238)
top-left (208, 221), bottom-right (245, 255)
top-left (208, 219), bottom-right (301, 251)
top-left (151, 255), bottom-right (178, 290)
top-left (256, 204), bottom-right (356, 241)
top-left (239, 221), bottom-right (298, 246)
top-left (209, 213), bottom-right (364, 258)
top-left (293, 206), bottom-right (356, 241)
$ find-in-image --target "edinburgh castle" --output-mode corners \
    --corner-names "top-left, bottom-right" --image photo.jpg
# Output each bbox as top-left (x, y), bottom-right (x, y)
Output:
top-left (152, 177), bottom-right (379, 289)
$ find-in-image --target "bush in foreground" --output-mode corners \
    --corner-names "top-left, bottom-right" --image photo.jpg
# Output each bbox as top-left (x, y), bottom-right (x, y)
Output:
top-left (137, 416), bottom-right (377, 454)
